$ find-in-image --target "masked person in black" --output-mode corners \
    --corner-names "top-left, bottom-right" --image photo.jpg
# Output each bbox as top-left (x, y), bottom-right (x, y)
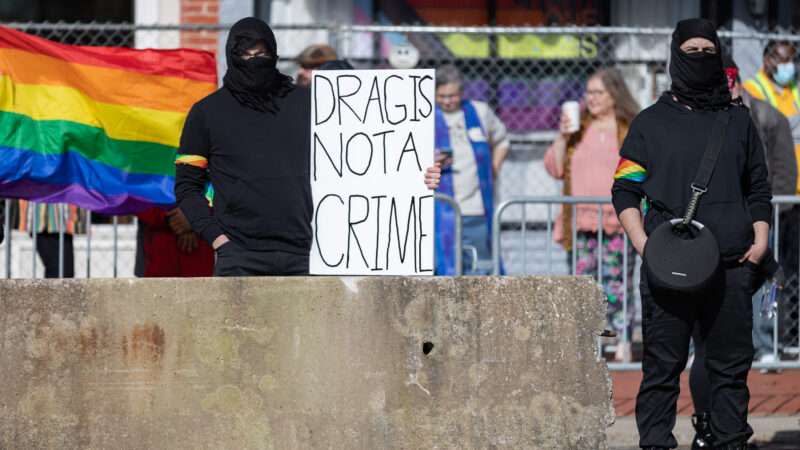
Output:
top-left (612, 19), bottom-right (771, 450)
top-left (175, 18), bottom-right (441, 276)
top-left (174, 17), bottom-right (312, 276)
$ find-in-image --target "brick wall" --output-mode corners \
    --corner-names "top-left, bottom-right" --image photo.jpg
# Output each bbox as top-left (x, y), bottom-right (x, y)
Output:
top-left (180, 0), bottom-right (219, 53)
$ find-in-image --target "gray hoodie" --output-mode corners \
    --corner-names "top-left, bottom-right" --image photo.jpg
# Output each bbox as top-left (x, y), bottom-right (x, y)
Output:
top-left (742, 90), bottom-right (798, 198)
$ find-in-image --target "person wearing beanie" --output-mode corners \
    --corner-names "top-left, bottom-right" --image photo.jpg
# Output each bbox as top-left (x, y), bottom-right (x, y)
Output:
top-left (296, 43), bottom-right (338, 87)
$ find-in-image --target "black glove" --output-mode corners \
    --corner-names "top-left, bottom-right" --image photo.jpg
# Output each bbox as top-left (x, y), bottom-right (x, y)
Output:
top-left (756, 248), bottom-right (780, 280)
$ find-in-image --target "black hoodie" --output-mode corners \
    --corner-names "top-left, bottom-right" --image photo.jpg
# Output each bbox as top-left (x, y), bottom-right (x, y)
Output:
top-left (174, 18), bottom-right (312, 254)
top-left (612, 19), bottom-right (771, 262)
top-left (611, 94), bottom-right (772, 262)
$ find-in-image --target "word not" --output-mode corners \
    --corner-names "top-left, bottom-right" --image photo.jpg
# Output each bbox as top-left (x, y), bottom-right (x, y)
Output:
top-left (312, 129), bottom-right (422, 180)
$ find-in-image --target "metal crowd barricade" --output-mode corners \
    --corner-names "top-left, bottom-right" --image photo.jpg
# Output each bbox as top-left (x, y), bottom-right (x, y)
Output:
top-left (0, 197), bottom-right (455, 278)
top-left (492, 195), bottom-right (800, 371)
top-left (0, 201), bottom-right (129, 279)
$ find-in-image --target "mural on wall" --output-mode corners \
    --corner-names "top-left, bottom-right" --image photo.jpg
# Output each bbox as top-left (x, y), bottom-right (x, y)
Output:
top-left (371, 0), bottom-right (609, 132)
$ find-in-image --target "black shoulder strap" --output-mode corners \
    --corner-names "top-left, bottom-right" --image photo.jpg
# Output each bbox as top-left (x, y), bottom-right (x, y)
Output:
top-left (692, 111), bottom-right (731, 191)
top-left (682, 110), bottom-right (731, 225)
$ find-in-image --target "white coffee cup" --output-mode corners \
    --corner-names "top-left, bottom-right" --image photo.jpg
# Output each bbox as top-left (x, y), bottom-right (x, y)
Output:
top-left (561, 101), bottom-right (580, 133)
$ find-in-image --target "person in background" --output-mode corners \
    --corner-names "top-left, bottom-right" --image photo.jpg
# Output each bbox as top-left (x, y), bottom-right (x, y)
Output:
top-left (729, 54), bottom-right (796, 366)
top-left (318, 59), bottom-right (354, 71)
top-left (685, 54), bottom-right (796, 450)
top-left (743, 39), bottom-right (800, 368)
top-left (743, 40), bottom-right (799, 171)
top-left (544, 67), bottom-right (640, 361)
top-left (16, 201), bottom-right (83, 278)
top-left (135, 206), bottom-right (214, 277)
top-left (612, 19), bottom-right (771, 449)
top-left (295, 43), bottom-right (337, 87)
top-left (434, 64), bottom-right (509, 275)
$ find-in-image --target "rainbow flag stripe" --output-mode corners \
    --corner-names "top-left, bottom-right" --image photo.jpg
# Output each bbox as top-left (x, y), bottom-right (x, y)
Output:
top-left (0, 26), bottom-right (216, 214)
top-left (614, 158), bottom-right (647, 182)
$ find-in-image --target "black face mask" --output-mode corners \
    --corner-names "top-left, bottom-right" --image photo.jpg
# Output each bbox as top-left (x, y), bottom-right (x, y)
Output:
top-left (673, 51), bottom-right (723, 90)
top-left (234, 56), bottom-right (279, 90)
top-left (223, 17), bottom-right (293, 113)
top-left (668, 18), bottom-right (731, 111)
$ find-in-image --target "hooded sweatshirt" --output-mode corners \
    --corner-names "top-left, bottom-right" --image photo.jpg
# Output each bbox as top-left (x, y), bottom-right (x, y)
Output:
top-left (611, 19), bottom-right (772, 262)
top-left (174, 18), bottom-right (312, 254)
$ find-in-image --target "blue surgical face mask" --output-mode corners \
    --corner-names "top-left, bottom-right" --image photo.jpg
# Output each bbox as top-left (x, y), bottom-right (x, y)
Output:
top-left (773, 62), bottom-right (796, 86)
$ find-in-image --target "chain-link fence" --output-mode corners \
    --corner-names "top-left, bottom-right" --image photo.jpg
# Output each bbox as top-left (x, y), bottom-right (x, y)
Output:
top-left (492, 196), bottom-right (800, 371)
top-left (1, 21), bottom-right (799, 368)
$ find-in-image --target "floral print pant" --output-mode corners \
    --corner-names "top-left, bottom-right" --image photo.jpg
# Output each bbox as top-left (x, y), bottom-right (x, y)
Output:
top-left (571, 231), bottom-right (636, 338)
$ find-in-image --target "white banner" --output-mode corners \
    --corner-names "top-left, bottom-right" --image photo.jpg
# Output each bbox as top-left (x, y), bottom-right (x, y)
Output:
top-left (309, 69), bottom-right (435, 275)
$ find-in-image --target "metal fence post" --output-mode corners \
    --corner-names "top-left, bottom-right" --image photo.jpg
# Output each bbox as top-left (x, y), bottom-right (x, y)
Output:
top-left (31, 202), bottom-right (38, 279)
top-left (86, 210), bottom-right (92, 278)
top-left (622, 234), bottom-right (630, 362)
top-left (546, 203), bottom-right (553, 273)
top-left (597, 207), bottom-right (604, 283)
top-left (112, 215), bottom-right (118, 278)
top-left (58, 203), bottom-right (64, 279)
top-left (571, 204), bottom-right (577, 276)
top-left (492, 200), bottom-right (511, 276)
top-left (4, 198), bottom-right (10, 278)
top-left (521, 204), bottom-right (527, 274)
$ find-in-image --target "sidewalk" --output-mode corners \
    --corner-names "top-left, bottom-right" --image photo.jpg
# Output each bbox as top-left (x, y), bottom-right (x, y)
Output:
top-left (609, 369), bottom-right (800, 449)
top-left (612, 370), bottom-right (800, 416)
top-left (608, 416), bottom-right (800, 449)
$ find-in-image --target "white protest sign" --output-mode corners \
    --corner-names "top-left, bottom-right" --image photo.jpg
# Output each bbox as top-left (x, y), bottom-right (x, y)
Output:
top-left (310, 69), bottom-right (435, 275)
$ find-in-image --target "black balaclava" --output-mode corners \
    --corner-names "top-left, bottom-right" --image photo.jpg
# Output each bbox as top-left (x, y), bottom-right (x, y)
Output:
top-left (668, 18), bottom-right (732, 111)
top-left (223, 17), bottom-right (293, 113)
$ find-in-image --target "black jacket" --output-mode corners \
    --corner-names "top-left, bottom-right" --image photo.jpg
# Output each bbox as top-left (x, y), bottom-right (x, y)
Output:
top-left (174, 86), bottom-right (312, 254)
top-left (612, 94), bottom-right (772, 262)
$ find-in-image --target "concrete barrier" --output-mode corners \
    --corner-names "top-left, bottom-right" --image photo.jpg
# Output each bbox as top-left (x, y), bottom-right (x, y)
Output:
top-left (0, 276), bottom-right (612, 449)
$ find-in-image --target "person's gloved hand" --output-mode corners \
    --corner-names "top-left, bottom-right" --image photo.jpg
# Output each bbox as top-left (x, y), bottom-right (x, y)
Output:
top-left (177, 232), bottom-right (199, 254)
top-left (166, 208), bottom-right (192, 235)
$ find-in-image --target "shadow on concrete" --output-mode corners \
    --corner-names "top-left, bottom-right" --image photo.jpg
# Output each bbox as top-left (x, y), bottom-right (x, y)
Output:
top-left (751, 429), bottom-right (800, 449)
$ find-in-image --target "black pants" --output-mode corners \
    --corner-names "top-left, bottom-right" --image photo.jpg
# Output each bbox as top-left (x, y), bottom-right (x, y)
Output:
top-left (689, 324), bottom-right (711, 416)
top-left (636, 264), bottom-right (757, 448)
top-left (35, 233), bottom-right (74, 278)
top-left (213, 241), bottom-right (308, 276)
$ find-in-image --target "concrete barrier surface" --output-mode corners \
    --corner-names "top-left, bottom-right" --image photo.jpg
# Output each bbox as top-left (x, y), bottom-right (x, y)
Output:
top-left (0, 276), bottom-right (612, 449)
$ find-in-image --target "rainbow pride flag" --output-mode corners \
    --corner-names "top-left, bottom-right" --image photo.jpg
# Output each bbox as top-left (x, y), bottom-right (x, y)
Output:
top-left (0, 26), bottom-right (216, 214)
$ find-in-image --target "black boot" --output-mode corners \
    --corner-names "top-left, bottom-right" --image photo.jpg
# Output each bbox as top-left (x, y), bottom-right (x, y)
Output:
top-left (691, 413), bottom-right (713, 449)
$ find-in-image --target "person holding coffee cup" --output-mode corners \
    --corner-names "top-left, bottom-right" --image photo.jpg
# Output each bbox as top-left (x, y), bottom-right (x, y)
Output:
top-left (543, 67), bottom-right (640, 361)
